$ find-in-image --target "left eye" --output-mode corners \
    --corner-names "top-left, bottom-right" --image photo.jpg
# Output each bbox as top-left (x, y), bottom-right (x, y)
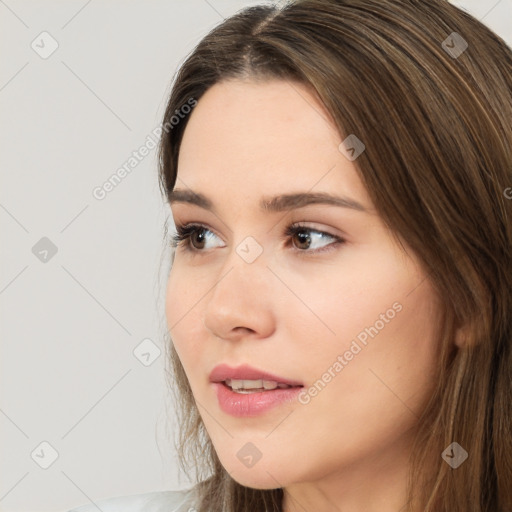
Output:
top-left (171, 223), bottom-right (345, 254)
top-left (283, 224), bottom-right (344, 253)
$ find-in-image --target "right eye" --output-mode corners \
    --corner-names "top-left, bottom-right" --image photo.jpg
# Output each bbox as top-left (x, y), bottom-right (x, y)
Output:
top-left (171, 223), bottom-right (224, 252)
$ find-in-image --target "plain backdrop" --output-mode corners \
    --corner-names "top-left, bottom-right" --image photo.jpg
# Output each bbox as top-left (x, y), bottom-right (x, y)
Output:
top-left (0, 1), bottom-right (510, 511)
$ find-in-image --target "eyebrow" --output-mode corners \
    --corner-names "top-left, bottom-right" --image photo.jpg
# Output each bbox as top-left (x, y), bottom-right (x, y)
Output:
top-left (168, 189), bottom-right (368, 213)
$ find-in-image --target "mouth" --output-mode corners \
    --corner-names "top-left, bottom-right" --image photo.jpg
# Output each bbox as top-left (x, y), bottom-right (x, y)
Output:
top-left (222, 378), bottom-right (302, 393)
top-left (212, 380), bottom-right (304, 417)
top-left (209, 364), bottom-right (304, 416)
top-left (209, 363), bottom-right (304, 390)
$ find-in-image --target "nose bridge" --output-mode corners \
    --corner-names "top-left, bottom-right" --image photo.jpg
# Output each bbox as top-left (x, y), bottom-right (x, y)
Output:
top-left (203, 236), bottom-right (275, 338)
top-left (212, 236), bottom-right (269, 304)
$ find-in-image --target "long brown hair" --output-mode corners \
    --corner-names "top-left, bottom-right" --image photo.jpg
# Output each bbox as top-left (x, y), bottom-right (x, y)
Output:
top-left (157, 1), bottom-right (512, 510)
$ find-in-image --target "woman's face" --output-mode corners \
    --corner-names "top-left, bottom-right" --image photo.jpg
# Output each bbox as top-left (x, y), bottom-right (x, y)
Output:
top-left (166, 79), bottom-right (442, 494)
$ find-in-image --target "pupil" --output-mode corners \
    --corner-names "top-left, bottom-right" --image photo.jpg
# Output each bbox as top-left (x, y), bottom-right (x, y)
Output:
top-left (193, 229), bottom-right (206, 248)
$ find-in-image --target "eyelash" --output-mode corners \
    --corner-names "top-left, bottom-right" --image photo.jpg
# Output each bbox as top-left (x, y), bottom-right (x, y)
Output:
top-left (170, 222), bottom-right (345, 255)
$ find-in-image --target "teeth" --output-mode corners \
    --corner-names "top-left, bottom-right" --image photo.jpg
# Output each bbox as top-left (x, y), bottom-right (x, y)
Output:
top-left (224, 378), bottom-right (292, 391)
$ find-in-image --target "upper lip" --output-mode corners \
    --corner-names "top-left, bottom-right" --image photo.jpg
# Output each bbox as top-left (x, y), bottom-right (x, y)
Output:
top-left (209, 364), bottom-right (303, 387)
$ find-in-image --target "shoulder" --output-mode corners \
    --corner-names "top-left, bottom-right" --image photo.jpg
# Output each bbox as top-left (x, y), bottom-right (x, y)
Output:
top-left (66, 486), bottom-right (198, 512)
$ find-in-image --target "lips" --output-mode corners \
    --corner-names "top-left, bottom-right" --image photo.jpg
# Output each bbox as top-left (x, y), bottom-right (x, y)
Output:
top-left (209, 363), bottom-right (304, 387)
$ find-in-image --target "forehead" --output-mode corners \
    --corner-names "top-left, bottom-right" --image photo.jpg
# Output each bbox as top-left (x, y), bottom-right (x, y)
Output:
top-left (176, 79), bottom-right (371, 210)
top-left (179, 78), bottom-right (337, 162)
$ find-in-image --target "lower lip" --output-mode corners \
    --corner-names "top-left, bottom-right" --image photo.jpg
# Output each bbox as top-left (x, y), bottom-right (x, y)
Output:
top-left (212, 382), bottom-right (303, 417)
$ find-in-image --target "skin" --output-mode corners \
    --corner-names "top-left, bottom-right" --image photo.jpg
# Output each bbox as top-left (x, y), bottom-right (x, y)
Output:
top-left (166, 78), bottom-right (445, 512)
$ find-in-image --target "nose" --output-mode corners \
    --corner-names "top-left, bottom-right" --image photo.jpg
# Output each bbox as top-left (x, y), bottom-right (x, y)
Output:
top-left (203, 251), bottom-right (276, 342)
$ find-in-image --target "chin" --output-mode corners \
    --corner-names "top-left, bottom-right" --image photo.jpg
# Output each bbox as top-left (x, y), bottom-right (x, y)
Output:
top-left (218, 454), bottom-right (295, 490)
top-left (229, 471), bottom-right (285, 490)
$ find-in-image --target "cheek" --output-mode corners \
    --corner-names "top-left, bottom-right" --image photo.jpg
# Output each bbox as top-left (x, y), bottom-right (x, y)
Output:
top-left (305, 277), bottom-right (440, 428)
top-left (375, 280), bottom-right (442, 404)
top-left (289, 246), bottom-right (440, 418)
top-left (165, 264), bottom-right (205, 370)
top-left (286, 294), bottom-right (440, 481)
top-left (276, 251), bottom-right (407, 349)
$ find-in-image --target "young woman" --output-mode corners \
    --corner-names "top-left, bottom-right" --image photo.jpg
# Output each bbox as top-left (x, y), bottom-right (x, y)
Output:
top-left (69, 0), bottom-right (512, 510)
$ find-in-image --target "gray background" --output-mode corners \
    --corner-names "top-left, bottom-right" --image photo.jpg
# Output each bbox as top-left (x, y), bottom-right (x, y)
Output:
top-left (1, 1), bottom-right (510, 511)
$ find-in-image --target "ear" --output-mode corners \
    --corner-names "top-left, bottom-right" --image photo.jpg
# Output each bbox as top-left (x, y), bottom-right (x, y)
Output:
top-left (453, 318), bottom-right (471, 349)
